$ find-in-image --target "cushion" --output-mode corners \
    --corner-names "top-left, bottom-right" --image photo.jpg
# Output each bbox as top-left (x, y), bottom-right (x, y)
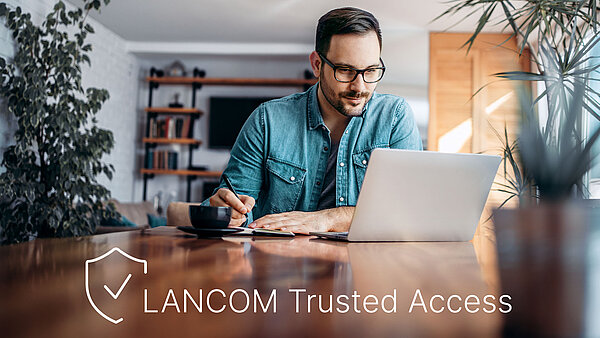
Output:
top-left (109, 199), bottom-right (158, 226)
top-left (147, 214), bottom-right (167, 228)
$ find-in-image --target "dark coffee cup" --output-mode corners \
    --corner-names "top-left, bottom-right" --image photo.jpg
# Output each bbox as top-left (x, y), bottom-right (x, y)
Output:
top-left (189, 205), bottom-right (232, 229)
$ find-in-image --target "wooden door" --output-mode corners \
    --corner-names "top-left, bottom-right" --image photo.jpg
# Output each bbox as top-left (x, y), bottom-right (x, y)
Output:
top-left (429, 32), bottom-right (530, 154)
top-left (429, 33), bottom-right (531, 256)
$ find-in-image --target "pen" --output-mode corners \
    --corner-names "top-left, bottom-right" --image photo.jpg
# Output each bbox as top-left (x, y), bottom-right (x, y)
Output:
top-left (222, 173), bottom-right (251, 226)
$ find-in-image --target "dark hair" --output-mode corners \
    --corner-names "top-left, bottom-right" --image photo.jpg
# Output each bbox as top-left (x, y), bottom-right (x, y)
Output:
top-left (316, 7), bottom-right (382, 56)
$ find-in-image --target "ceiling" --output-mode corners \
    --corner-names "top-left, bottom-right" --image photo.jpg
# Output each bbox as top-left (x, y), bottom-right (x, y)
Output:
top-left (79, 0), bottom-right (502, 44)
top-left (67, 0), bottom-right (507, 88)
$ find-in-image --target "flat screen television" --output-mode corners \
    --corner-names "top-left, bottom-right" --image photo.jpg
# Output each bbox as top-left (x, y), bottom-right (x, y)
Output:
top-left (208, 97), bottom-right (276, 149)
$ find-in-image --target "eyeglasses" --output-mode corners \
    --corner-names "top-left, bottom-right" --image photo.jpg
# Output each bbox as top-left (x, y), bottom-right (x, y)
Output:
top-left (318, 52), bottom-right (386, 83)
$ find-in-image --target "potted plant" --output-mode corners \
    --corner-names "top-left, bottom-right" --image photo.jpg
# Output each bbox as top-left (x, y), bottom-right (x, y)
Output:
top-left (438, 1), bottom-right (600, 336)
top-left (0, 0), bottom-right (117, 244)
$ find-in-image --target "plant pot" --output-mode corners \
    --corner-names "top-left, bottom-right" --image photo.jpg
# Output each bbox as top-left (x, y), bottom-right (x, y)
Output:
top-left (493, 203), bottom-right (596, 337)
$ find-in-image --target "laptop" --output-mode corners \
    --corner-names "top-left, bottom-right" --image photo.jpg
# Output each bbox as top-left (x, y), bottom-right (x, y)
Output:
top-left (310, 149), bottom-right (501, 242)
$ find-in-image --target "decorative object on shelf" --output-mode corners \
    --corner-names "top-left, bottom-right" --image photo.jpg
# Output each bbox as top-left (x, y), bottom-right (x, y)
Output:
top-left (150, 190), bottom-right (176, 220)
top-left (166, 60), bottom-right (186, 77)
top-left (153, 191), bottom-right (163, 215)
top-left (151, 67), bottom-right (164, 77)
top-left (168, 93), bottom-right (184, 108)
top-left (189, 165), bottom-right (209, 171)
top-left (0, 0), bottom-right (117, 244)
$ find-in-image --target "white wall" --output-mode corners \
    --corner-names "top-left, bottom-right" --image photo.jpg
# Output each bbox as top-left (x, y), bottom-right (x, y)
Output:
top-left (0, 0), bottom-right (139, 202)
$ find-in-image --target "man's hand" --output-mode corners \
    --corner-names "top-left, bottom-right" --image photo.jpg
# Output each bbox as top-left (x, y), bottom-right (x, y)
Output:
top-left (248, 207), bottom-right (354, 235)
top-left (209, 188), bottom-right (255, 227)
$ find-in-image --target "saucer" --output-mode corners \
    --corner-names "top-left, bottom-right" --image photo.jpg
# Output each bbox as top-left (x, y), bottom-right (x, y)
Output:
top-left (176, 226), bottom-right (242, 238)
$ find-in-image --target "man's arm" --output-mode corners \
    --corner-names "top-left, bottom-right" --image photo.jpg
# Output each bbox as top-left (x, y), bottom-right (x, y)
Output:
top-left (205, 104), bottom-right (266, 226)
top-left (249, 206), bottom-right (354, 235)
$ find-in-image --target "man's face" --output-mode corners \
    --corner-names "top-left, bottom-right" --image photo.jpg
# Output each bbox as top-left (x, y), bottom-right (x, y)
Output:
top-left (318, 31), bottom-right (382, 117)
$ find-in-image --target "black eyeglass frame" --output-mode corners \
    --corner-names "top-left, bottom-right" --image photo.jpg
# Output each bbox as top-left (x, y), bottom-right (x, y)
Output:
top-left (317, 52), bottom-right (386, 83)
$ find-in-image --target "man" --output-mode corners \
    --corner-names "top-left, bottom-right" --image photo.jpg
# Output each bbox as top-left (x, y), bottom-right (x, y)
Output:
top-left (206, 7), bottom-right (422, 234)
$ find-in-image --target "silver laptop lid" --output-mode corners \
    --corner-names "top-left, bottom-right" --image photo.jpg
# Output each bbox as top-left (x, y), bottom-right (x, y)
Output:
top-left (347, 149), bottom-right (501, 242)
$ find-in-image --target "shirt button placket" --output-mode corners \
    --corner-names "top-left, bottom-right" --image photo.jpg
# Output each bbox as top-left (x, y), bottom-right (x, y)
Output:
top-left (337, 123), bottom-right (352, 207)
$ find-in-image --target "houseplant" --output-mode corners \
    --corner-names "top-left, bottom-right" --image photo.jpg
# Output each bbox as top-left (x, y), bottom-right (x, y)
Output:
top-left (0, 0), bottom-right (117, 244)
top-left (438, 1), bottom-right (600, 336)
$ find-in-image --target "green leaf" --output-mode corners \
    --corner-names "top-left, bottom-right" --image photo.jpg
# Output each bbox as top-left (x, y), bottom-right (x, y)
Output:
top-left (84, 24), bottom-right (94, 33)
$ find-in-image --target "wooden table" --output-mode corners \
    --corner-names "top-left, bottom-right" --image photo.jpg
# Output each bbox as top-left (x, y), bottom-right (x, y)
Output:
top-left (0, 226), bottom-right (502, 338)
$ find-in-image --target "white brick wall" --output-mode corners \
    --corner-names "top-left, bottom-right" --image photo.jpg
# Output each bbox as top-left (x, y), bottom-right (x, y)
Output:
top-left (0, 0), bottom-right (139, 201)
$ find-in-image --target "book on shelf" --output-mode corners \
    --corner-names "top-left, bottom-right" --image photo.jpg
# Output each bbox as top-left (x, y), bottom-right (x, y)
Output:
top-left (148, 116), bottom-right (192, 139)
top-left (181, 117), bottom-right (191, 138)
top-left (167, 152), bottom-right (178, 169)
top-left (175, 119), bottom-right (184, 138)
top-left (156, 119), bottom-right (165, 138)
top-left (165, 117), bottom-right (171, 139)
top-left (149, 117), bottom-right (157, 139)
top-left (146, 151), bottom-right (154, 169)
top-left (146, 150), bottom-right (178, 170)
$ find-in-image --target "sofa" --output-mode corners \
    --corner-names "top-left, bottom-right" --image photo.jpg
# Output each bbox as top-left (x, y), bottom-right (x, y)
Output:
top-left (95, 199), bottom-right (158, 234)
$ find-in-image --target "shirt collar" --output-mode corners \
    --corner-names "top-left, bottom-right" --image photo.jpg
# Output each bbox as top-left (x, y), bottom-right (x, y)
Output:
top-left (307, 84), bottom-right (325, 130)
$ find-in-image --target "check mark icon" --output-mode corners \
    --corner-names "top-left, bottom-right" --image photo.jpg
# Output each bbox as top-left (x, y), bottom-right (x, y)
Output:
top-left (104, 273), bottom-right (132, 299)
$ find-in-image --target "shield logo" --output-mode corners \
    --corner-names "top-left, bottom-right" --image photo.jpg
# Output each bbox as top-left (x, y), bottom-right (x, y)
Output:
top-left (85, 247), bottom-right (148, 324)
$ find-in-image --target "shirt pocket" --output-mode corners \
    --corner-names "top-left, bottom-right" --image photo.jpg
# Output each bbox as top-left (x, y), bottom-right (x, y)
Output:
top-left (352, 151), bottom-right (370, 190)
top-left (352, 145), bottom-right (389, 190)
top-left (265, 157), bottom-right (307, 213)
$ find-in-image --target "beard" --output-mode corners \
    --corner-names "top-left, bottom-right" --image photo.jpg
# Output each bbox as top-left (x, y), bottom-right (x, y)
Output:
top-left (319, 72), bottom-right (372, 117)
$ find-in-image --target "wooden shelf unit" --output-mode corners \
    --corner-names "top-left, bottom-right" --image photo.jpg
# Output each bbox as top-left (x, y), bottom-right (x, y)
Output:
top-left (142, 66), bottom-right (317, 202)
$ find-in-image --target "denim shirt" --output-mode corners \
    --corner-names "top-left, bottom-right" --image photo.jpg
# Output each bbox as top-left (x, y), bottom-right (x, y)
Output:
top-left (202, 84), bottom-right (422, 223)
